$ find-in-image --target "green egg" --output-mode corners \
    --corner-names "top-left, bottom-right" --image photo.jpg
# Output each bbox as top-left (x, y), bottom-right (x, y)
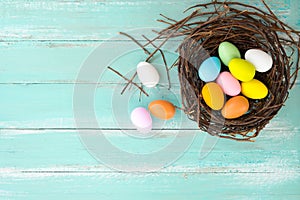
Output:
top-left (218, 41), bottom-right (241, 66)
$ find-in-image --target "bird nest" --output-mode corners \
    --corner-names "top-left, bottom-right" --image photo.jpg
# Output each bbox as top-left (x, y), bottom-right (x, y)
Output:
top-left (155, 1), bottom-right (300, 141)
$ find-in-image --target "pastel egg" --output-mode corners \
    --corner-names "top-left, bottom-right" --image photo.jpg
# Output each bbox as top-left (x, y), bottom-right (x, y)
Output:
top-left (228, 58), bottom-right (256, 82)
top-left (221, 96), bottom-right (249, 119)
top-left (245, 49), bottom-right (273, 72)
top-left (202, 82), bottom-right (225, 110)
top-left (137, 61), bottom-right (160, 88)
top-left (130, 107), bottom-right (152, 133)
top-left (218, 41), bottom-right (241, 66)
top-left (148, 100), bottom-right (176, 120)
top-left (241, 79), bottom-right (268, 99)
top-left (198, 57), bottom-right (221, 82)
top-left (216, 71), bottom-right (241, 96)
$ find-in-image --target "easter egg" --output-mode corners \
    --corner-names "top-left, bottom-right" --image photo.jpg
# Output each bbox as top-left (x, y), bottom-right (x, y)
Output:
top-left (228, 58), bottom-right (256, 82)
top-left (245, 49), bottom-right (273, 72)
top-left (221, 96), bottom-right (249, 119)
top-left (148, 100), bottom-right (176, 120)
top-left (202, 82), bottom-right (224, 110)
top-left (136, 61), bottom-right (160, 88)
top-left (198, 57), bottom-right (221, 82)
top-left (130, 107), bottom-right (152, 133)
top-left (241, 79), bottom-right (268, 99)
top-left (216, 71), bottom-right (241, 96)
top-left (218, 41), bottom-right (241, 66)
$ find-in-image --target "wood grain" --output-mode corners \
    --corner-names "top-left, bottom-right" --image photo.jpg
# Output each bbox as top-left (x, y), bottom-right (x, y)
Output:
top-left (0, 0), bottom-right (295, 40)
top-left (0, 83), bottom-right (299, 129)
top-left (0, 0), bottom-right (299, 199)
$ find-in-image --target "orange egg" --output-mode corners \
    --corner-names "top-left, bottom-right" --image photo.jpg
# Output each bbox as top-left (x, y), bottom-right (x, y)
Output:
top-left (221, 96), bottom-right (249, 119)
top-left (201, 82), bottom-right (224, 110)
top-left (148, 100), bottom-right (176, 120)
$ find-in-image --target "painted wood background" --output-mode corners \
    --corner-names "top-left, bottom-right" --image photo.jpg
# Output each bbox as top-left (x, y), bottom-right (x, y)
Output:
top-left (0, 0), bottom-right (299, 199)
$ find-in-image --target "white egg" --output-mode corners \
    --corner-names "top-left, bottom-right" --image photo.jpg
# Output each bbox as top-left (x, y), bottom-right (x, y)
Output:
top-left (136, 62), bottom-right (160, 87)
top-left (245, 49), bottom-right (273, 72)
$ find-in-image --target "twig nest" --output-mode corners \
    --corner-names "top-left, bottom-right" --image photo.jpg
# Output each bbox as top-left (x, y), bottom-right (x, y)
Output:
top-left (157, 1), bottom-right (300, 141)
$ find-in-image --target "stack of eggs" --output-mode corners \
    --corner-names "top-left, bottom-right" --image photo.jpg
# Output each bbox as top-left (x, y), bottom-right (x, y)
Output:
top-left (130, 62), bottom-right (176, 133)
top-left (199, 41), bottom-right (272, 119)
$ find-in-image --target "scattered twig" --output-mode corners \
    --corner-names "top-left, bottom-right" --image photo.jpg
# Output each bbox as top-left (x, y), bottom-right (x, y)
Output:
top-left (121, 72), bottom-right (137, 95)
top-left (119, 32), bottom-right (151, 55)
top-left (107, 66), bottom-right (149, 96)
top-left (168, 57), bottom-right (179, 71)
top-left (145, 10), bottom-right (199, 62)
top-left (119, 32), bottom-right (151, 95)
top-left (142, 35), bottom-right (171, 90)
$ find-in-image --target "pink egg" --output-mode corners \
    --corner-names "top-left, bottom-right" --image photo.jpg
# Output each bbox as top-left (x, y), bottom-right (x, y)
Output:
top-left (216, 71), bottom-right (241, 96)
top-left (130, 107), bottom-right (152, 133)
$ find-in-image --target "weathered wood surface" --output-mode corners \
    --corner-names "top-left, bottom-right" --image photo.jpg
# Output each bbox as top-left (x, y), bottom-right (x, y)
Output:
top-left (0, 0), bottom-right (299, 199)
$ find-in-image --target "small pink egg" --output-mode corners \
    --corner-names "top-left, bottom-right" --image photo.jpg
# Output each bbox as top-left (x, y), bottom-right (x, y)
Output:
top-left (130, 107), bottom-right (152, 133)
top-left (216, 71), bottom-right (241, 96)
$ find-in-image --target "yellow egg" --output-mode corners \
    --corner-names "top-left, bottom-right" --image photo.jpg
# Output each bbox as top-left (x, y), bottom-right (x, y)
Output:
top-left (221, 96), bottom-right (249, 119)
top-left (202, 82), bottom-right (224, 110)
top-left (241, 79), bottom-right (268, 99)
top-left (148, 100), bottom-right (176, 120)
top-left (228, 58), bottom-right (256, 82)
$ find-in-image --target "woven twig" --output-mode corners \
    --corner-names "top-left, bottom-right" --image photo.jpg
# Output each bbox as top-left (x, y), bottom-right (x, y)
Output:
top-left (154, 0), bottom-right (300, 141)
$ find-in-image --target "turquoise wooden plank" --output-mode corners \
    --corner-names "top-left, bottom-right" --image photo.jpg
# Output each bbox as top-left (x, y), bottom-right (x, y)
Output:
top-left (0, 84), bottom-right (192, 129)
top-left (0, 0), bottom-right (297, 84)
top-left (0, 44), bottom-right (178, 83)
top-left (0, 0), bottom-right (299, 199)
top-left (0, 129), bottom-right (299, 170)
top-left (0, 0), bottom-right (296, 41)
top-left (0, 83), bottom-right (299, 129)
top-left (0, 0), bottom-right (196, 40)
top-left (0, 4), bottom-right (298, 84)
top-left (0, 44), bottom-right (93, 83)
top-left (0, 172), bottom-right (299, 200)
